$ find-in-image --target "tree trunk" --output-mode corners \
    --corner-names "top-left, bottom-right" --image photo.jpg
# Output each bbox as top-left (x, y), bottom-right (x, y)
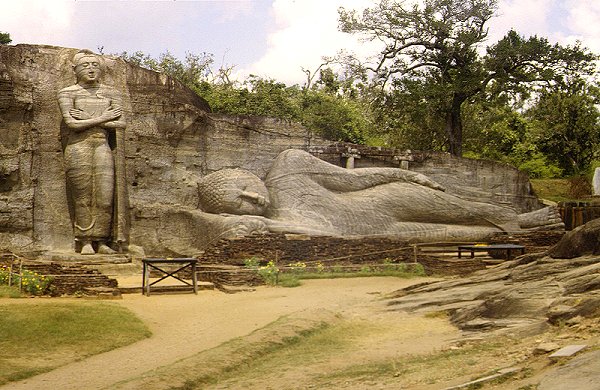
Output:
top-left (444, 94), bottom-right (465, 156)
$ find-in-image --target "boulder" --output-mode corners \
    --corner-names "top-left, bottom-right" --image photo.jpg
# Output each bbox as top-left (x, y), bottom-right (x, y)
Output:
top-left (548, 218), bottom-right (600, 259)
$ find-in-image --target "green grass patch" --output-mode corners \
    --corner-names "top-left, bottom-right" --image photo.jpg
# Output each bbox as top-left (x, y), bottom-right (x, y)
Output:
top-left (314, 338), bottom-right (507, 387)
top-left (531, 179), bottom-right (571, 202)
top-left (0, 286), bottom-right (23, 298)
top-left (168, 317), bottom-right (505, 390)
top-left (294, 263), bottom-right (425, 280)
top-left (0, 302), bottom-right (151, 385)
top-left (531, 178), bottom-right (596, 203)
top-left (174, 319), bottom-right (371, 389)
top-left (297, 268), bottom-right (426, 280)
top-left (245, 258), bottom-right (427, 288)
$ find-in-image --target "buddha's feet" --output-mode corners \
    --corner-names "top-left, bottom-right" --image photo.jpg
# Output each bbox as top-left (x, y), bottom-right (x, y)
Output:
top-left (518, 206), bottom-right (564, 229)
top-left (98, 243), bottom-right (117, 255)
top-left (81, 243), bottom-right (95, 255)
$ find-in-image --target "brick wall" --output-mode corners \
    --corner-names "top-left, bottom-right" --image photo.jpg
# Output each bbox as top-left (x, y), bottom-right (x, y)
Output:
top-left (0, 258), bottom-right (118, 296)
top-left (197, 233), bottom-right (415, 266)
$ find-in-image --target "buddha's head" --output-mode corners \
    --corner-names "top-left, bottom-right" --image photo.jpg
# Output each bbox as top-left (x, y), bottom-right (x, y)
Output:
top-left (72, 50), bottom-right (103, 85)
top-left (197, 169), bottom-right (270, 216)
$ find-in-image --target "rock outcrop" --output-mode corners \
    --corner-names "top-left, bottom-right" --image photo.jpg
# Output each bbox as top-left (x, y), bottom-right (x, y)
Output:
top-left (0, 43), bottom-right (556, 257)
top-left (548, 218), bottom-right (600, 258)
top-left (386, 251), bottom-right (600, 334)
top-left (0, 44), bottom-right (322, 255)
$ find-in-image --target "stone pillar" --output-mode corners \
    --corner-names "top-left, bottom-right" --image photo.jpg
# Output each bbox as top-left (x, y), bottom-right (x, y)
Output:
top-left (593, 167), bottom-right (600, 196)
top-left (343, 149), bottom-right (360, 169)
top-left (346, 156), bottom-right (355, 169)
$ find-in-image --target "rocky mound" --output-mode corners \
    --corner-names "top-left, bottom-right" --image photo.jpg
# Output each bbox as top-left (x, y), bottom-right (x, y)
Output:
top-left (387, 219), bottom-right (600, 334)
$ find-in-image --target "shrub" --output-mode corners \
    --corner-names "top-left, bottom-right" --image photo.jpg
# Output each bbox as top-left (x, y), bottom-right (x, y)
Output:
top-left (0, 266), bottom-right (52, 296)
top-left (244, 258), bottom-right (280, 286)
top-left (257, 261), bottom-right (280, 286)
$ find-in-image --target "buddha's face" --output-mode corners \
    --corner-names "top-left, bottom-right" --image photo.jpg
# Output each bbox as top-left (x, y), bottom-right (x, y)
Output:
top-left (74, 55), bottom-right (101, 84)
top-left (197, 169), bottom-right (270, 216)
top-left (219, 182), bottom-right (270, 216)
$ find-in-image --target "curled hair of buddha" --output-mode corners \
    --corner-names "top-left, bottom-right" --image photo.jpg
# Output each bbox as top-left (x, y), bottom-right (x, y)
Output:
top-left (197, 171), bottom-right (229, 213)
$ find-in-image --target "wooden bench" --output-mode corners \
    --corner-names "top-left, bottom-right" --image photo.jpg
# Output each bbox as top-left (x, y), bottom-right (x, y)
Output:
top-left (458, 244), bottom-right (525, 260)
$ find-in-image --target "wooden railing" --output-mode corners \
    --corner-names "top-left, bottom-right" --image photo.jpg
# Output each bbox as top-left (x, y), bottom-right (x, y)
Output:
top-left (558, 201), bottom-right (600, 230)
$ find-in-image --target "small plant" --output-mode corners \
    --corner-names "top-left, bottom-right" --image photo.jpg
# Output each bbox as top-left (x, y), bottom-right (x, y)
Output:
top-left (0, 266), bottom-right (52, 296)
top-left (18, 270), bottom-right (52, 296)
top-left (243, 257), bottom-right (261, 269)
top-left (315, 262), bottom-right (325, 273)
top-left (288, 261), bottom-right (307, 274)
top-left (0, 265), bottom-right (10, 285)
top-left (257, 260), bottom-right (280, 286)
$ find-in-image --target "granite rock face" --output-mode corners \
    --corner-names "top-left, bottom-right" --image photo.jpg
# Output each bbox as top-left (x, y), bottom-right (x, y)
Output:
top-left (386, 253), bottom-right (600, 334)
top-left (0, 44), bottom-right (554, 257)
top-left (548, 218), bottom-right (600, 258)
top-left (0, 44), bottom-right (321, 255)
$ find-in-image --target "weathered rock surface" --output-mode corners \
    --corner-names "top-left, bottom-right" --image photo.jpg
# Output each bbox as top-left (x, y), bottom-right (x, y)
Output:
top-left (0, 44), bottom-right (323, 254)
top-left (548, 217), bottom-right (600, 258)
top-left (0, 43), bottom-right (557, 256)
top-left (538, 350), bottom-right (600, 390)
top-left (387, 253), bottom-right (600, 333)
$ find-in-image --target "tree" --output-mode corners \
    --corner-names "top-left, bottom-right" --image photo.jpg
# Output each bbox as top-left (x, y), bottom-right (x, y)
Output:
top-left (120, 50), bottom-right (214, 89)
top-left (338, 0), bottom-right (596, 156)
top-left (527, 78), bottom-right (600, 176)
top-left (121, 49), bottom-right (371, 143)
top-left (0, 31), bottom-right (11, 44)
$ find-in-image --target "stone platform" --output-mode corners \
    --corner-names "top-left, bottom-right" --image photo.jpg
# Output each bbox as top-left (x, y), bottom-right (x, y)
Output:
top-left (40, 252), bottom-right (131, 265)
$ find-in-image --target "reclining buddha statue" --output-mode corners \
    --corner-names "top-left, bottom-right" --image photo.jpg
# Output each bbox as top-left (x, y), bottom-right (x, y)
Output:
top-left (194, 149), bottom-right (563, 243)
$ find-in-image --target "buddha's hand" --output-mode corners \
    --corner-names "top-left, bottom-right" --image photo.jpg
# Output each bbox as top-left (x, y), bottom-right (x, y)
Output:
top-left (100, 106), bottom-right (122, 121)
top-left (406, 171), bottom-right (445, 191)
top-left (69, 108), bottom-right (92, 120)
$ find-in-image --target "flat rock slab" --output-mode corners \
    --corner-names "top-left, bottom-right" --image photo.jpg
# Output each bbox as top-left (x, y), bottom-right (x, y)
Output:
top-left (444, 367), bottom-right (520, 389)
top-left (549, 344), bottom-right (587, 358)
top-left (539, 350), bottom-right (600, 390)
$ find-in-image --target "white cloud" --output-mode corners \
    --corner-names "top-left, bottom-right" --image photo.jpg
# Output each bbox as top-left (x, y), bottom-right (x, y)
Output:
top-left (487, 0), bottom-right (554, 44)
top-left (562, 0), bottom-right (600, 53)
top-left (479, 0), bottom-right (600, 54)
top-left (0, 0), bottom-right (74, 45)
top-left (238, 0), bottom-right (376, 85)
top-left (242, 0), bottom-right (600, 86)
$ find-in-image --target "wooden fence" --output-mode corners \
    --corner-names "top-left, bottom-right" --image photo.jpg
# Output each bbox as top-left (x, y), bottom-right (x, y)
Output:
top-left (558, 202), bottom-right (600, 230)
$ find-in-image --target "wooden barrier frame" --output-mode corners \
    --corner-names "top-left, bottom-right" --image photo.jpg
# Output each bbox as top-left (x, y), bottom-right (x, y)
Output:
top-left (142, 258), bottom-right (198, 296)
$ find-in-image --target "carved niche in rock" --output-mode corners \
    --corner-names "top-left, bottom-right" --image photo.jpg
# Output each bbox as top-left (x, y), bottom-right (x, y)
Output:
top-left (57, 50), bottom-right (129, 255)
top-left (192, 149), bottom-right (564, 244)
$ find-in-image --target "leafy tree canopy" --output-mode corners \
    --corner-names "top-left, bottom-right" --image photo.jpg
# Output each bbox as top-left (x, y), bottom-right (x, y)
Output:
top-left (0, 31), bottom-right (11, 44)
top-left (338, 0), bottom-right (597, 156)
top-left (527, 78), bottom-right (600, 176)
top-left (119, 51), bottom-right (369, 143)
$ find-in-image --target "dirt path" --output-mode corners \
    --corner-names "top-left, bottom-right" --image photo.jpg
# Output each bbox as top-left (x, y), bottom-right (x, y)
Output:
top-left (1, 277), bottom-right (445, 390)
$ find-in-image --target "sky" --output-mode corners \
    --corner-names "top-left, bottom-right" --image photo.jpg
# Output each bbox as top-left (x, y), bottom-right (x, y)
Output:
top-left (1, 0), bottom-right (598, 86)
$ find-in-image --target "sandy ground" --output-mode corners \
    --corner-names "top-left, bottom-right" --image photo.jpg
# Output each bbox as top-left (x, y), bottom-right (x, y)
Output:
top-left (1, 277), bottom-right (449, 390)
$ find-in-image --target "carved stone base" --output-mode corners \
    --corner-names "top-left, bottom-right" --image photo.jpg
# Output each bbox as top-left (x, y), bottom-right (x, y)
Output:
top-left (40, 252), bottom-right (131, 265)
